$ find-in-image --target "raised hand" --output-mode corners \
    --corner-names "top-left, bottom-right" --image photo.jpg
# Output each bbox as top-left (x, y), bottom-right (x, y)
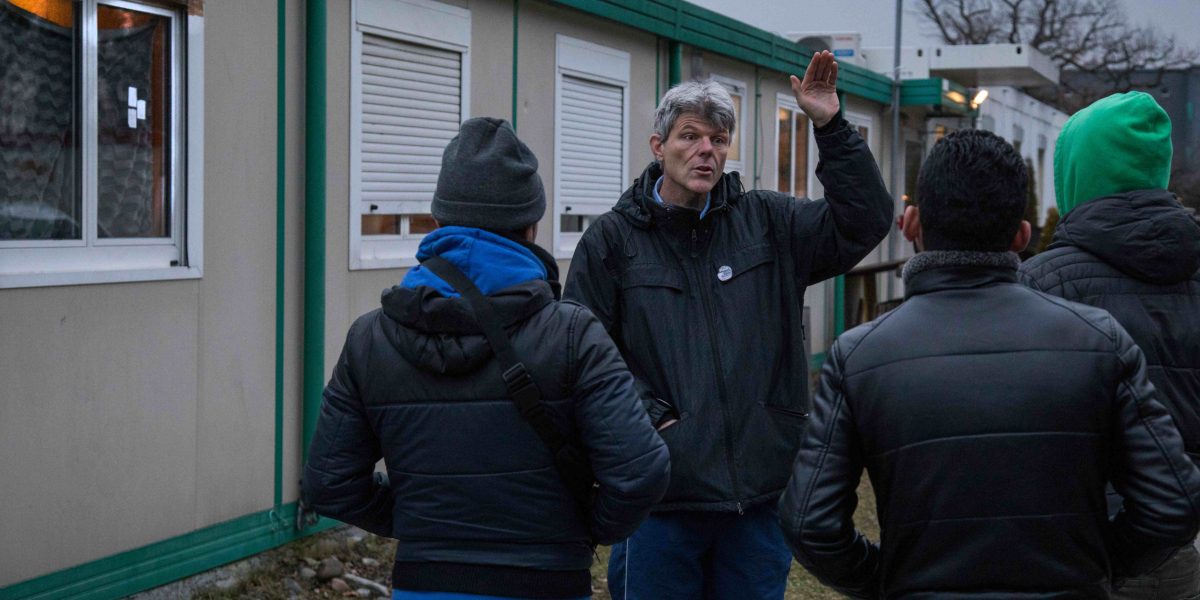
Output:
top-left (790, 50), bottom-right (840, 129)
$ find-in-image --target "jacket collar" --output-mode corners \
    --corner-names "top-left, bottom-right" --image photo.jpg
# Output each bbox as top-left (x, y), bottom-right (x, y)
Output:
top-left (382, 227), bottom-right (560, 334)
top-left (903, 251), bottom-right (1020, 298)
top-left (1052, 189), bottom-right (1200, 284)
top-left (613, 161), bottom-right (743, 229)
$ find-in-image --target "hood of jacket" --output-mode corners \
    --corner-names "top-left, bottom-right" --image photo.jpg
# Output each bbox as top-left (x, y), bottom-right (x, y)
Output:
top-left (1054, 91), bottom-right (1173, 216)
top-left (380, 226), bottom-right (558, 375)
top-left (1051, 189), bottom-right (1200, 284)
top-left (613, 161), bottom-right (745, 228)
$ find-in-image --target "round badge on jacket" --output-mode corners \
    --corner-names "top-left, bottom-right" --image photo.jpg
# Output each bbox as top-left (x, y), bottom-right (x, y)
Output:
top-left (717, 265), bottom-right (733, 281)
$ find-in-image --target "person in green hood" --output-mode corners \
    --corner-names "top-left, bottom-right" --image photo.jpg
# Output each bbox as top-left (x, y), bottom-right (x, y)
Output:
top-left (1021, 91), bottom-right (1200, 599)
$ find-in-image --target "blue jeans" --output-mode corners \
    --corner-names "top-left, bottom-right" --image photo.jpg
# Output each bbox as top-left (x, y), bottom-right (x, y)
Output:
top-left (607, 504), bottom-right (793, 600)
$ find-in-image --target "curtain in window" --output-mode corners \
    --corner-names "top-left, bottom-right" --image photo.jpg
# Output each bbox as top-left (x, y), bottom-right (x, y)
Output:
top-left (0, 0), bottom-right (78, 240)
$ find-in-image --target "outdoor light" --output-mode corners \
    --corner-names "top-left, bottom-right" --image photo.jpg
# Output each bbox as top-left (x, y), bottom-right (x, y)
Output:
top-left (971, 89), bottom-right (990, 109)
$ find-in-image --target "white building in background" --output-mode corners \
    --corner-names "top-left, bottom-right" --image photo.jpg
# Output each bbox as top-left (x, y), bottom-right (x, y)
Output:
top-left (863, 42), bottom-right (1068, 226)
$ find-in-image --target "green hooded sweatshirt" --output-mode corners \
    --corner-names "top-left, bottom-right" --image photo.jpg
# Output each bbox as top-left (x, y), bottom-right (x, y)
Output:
top-left (1054, 91), bottom-right (1173, 216)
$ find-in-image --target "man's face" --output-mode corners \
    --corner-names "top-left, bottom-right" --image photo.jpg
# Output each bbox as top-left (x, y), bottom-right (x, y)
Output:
top-left (651, 113), bottom-right (730, 198)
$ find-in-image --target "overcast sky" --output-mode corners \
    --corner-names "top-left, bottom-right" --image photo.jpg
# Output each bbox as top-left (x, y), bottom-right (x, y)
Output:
top-left (687, 0), bottom-right (1200, 53)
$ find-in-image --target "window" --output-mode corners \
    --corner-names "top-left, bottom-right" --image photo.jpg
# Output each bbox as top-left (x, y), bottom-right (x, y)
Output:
top-left (710, 75), bottom-right (747, 175)
top-left (349, 0), bottom-right (469, 269)
top-left (845, 112), bottom-right (873, 151)
top-left (776, 93), bottom-right (812, 198)
top-left (553, 35), bottom-right (629, 257)
top-left (0, 0), bottom-right (202, 288)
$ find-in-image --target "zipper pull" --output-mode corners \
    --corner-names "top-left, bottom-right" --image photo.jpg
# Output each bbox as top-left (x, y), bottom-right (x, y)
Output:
top-left (736, 501), bottom-right (744, 515)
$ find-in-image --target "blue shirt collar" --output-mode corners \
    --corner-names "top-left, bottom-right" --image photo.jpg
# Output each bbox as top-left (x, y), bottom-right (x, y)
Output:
top-left (652, 175), bottom-right (712, 219)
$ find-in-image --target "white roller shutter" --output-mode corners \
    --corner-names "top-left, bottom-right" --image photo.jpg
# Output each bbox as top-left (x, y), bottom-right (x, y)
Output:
top-left (558, 75), bottom-right (624, 216)
top-left (359, 34), bottom-right (461, 214)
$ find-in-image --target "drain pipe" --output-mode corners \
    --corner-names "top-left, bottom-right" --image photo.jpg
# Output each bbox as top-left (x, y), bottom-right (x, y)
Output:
top-left (271, 0), bottom-right (288, 529)
top-left (298, 0), bottom-right (327, 531)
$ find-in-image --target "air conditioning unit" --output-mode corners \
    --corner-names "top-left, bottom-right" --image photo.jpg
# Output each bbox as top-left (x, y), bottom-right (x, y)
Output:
top-left (784, 31), bottom-right (864, 66)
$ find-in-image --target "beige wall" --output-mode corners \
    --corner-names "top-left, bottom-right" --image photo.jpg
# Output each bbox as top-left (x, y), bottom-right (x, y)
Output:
top-left (518, 1), bottom-right (658, 261)
top-left (0, 0), bottom-right (285, 585)
top-left (0, 0), bottom-right (903, 587)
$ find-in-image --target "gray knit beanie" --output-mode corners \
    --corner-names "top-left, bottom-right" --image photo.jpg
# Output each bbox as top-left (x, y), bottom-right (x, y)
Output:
top-left (431, 117), bottom-right (546, 230)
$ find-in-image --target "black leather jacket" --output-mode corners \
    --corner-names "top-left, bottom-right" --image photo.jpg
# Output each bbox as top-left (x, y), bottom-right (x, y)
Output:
top-left (564, 117), bottom-right (892, 511)
top-left (780, 251), bottom-right (1200, 599)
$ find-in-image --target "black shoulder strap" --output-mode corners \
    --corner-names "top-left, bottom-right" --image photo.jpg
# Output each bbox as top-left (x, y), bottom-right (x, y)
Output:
top-left (421, 256), bottom-right (567, 453)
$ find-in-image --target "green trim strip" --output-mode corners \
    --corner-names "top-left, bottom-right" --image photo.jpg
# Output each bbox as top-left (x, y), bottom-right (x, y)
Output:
top-left (900, 78), bottom-right (971, 114)
top-left (668, 40), bottom-right (681, 86)
top-left (549, 0), bottom-right (894, 104)
top-left (511, 0), bottom-right (519, 130)
top-left (654, 37), bottom-right (661, 102)
top-left (809, 351), bottom-right (827, 372)
top-left (0, 504), bottom-right (338, 600)
top-left (273, 0), bottom-right (286, 517)
top-left (303, 0), bottom-right (327, 466)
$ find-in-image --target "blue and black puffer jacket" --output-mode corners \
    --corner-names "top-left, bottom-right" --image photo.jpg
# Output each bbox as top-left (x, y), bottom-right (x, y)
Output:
top-left (303, 227), bottom-right (670, 599)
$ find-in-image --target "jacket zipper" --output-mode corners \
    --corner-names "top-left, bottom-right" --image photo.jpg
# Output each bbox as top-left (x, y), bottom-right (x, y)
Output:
top-left (691, 225), bottom-right (745, 515)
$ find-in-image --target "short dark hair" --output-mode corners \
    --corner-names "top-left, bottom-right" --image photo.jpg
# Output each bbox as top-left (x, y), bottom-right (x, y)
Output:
top-left (916, 129), bottom-right (1028, 252)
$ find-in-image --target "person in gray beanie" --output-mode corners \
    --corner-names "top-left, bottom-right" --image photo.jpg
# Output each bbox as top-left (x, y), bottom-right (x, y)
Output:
top-left (303, 117), bottom-right (670, 600)
top-left (431, 116), bottom-right (546, 232)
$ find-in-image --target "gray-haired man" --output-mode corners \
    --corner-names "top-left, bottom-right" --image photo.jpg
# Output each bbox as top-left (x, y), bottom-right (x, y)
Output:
top-left (564, 51), bottom-right (893, 599)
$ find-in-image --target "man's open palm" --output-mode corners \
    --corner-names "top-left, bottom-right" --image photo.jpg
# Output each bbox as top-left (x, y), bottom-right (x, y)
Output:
top-left (790, 50), bottom-right (840, 128)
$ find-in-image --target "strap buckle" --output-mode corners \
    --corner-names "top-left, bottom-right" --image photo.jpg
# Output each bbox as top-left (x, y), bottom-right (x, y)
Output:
top-left (502, 363), bottom-right (541, 415)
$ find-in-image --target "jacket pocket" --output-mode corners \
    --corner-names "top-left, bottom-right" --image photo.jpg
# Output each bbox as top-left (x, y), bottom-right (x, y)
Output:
top-left (715, 244), bottom-right (776, 284)
top-left (762, 403), bottom-right (808, 419)
top-left (621, 265), bottom-right (685, 291)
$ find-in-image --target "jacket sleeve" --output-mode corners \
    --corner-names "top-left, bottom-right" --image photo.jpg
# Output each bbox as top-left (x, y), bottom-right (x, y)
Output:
top-left (301, 318), bottom-right (393, 537)
top-left (778, 342), bottom-right (879, 598)
top-left (1108, 323), bottom-right (1200, 579)
top-left (788, 117), bottom-right (893, 285)
top-left (564, 224), bottom-right (675, 426)
top-left (570, 306), bottom-right (671, 546)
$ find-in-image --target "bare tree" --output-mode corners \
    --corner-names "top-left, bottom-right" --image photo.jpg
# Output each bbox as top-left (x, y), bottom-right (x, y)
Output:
top-left (915, 0), bottom-right (1198, 111)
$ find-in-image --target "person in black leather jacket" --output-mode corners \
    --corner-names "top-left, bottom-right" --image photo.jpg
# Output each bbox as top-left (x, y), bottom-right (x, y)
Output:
top-left (779, 129), bottom-right (1200, 599)
top-left (302, 118), bottom-right (670, 600)
top-left (1020, 91), bottom-right (1200, 600)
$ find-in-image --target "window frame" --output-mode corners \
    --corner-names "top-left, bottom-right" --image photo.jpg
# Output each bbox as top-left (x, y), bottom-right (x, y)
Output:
top-left (348, 0), bottom-right (470, 270)
top-left (775, 92), bottom-right (815, 199)
top-left (0, 0), bottom-right (204, 289)
top-left (844, 110), bottom-right (874, 152)
top-left (552, 34), bottom-right (630, 259)
top-left (709, 74), bottom-right (748, 175)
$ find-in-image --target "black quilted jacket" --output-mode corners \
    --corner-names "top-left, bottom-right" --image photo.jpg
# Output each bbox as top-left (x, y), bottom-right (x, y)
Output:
top-left (302, 246), bottom-right (669, 597)
top-left (1020, 190), bottom-right (1200, 463)
top-left (780, 251), bottom-right (1200, 599)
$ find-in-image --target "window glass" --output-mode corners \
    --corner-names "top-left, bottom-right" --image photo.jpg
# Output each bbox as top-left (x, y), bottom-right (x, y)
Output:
top-left (777, 107), bottom-right (791, 195)
top-left (0, 0), bottom-right (81, 241)
top-left (97, 3), bottom-right (171, 238)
